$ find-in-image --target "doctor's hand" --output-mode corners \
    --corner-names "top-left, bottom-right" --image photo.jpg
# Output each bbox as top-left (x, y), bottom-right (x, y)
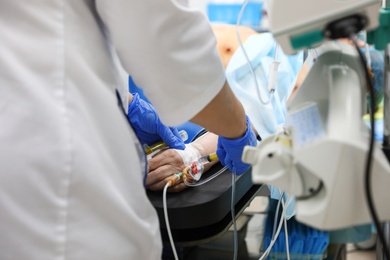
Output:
top-left (127, 93), bottom-right (185, 150)
top-left (146, 148), bottom-right (188, 192)
top-left (216, 115), bottom-right (257, 175)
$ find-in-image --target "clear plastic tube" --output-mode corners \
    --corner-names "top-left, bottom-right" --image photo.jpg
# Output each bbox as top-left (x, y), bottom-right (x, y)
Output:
top-left (183, 166), bottom-right (227, 187)
top-left (163, 183), bottom-right (179, 260)
top-left (182, 153), bottom-right (219, 185)
top-left (236, 0), bottom-right (276, 105)
top-left (259, 197), bottom-right (287, 260)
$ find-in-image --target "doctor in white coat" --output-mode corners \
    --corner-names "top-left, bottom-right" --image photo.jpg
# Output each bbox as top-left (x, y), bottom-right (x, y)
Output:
top-left (0, 0), bottom-right (256, 259)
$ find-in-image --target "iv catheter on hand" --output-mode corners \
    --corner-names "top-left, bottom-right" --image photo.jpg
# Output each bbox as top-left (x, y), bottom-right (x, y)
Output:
top-left (182, 153), bottom-right (227, 187)
top-left (144, 130), bottom-right (188, 156)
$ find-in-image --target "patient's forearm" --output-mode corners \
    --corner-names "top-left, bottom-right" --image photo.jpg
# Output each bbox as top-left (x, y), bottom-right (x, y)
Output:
top-left (190, 132), bottom-right (219, 170)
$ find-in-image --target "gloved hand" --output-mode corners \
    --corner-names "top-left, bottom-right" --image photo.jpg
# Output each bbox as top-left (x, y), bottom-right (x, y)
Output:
top-left (128, 93), bottom-right (185, 150)
top-left (216, 115), bottom-right (257, 175)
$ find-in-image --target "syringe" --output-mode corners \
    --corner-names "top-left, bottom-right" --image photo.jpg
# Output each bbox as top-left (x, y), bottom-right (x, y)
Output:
top-left (197, 153), bottom-right (219, 165)
top-left (144, 130), bottom-right (188, 155)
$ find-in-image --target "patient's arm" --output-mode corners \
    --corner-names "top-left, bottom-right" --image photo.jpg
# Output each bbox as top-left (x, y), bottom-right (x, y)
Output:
top-left (146, 132), bottom-right (218, 192)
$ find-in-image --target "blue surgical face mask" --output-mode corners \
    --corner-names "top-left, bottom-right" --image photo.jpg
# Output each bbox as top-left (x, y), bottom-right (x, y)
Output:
top-left (225, 32), bottom-right (303, 219)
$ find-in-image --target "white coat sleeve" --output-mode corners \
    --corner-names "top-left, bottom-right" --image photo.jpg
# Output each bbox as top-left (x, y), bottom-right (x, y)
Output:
top-left (95, 0), bottom-right (226, 126)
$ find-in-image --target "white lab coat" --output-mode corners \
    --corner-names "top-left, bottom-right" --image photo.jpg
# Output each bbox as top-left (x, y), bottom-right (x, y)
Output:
top-left (0, 0), bottom-right (225, 259)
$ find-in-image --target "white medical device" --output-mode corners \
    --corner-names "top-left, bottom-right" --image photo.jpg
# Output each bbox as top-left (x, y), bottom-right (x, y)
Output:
top-left (266, 0), bottom-right (382, 54)
top-left (243, 41), bottom-right (390, 230)
top-left (242, 0), bottom-right (390, 231)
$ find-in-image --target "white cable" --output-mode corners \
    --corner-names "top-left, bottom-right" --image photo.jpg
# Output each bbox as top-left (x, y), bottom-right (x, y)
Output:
top-left (282, 197), bottom-right (290, 260)
top-left (260, 194), bottom-right (292, 260)
top-left (163, 183), bottom-right (179, 260)
top-left (271, 190), bottom-right (290, 259)
top-left (231, 169), bottom-right (238, 260)
top-left (236, 0), bottom-right (275, 105)
top-left (271, 190), bottom-right (284, 237)
top-left (259, 202), bottom-right (286, 260)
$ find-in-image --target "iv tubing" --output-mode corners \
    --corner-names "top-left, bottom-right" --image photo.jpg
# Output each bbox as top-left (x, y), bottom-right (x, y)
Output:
top-left (236, 0), bottom-right (275, 105)
top-left (260, 194), bottom-right (291, 260)
top-left (272, 190), bottom-right (285, 238)
top-left (283, 197), bottom-right (290, 260)
top-left (183, 166), bottom-right (227, 187)
top-left (163, 173), bottom-right (182, 260)
top-left (270, 190), bottom-right (290, 259)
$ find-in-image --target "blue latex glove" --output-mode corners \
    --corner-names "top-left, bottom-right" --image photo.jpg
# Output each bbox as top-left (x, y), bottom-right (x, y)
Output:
top-left (127, 93), bottom-right (185, 150)
top-left (216, 115), bottom-right (257, 175)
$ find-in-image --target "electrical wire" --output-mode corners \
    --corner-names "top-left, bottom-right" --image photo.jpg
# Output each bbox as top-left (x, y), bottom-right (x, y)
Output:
top-left (231, 168), bottom-right (238, 260)
top-left (236, 0), bottom-right (275, 105)
top-left (295, 180), bottom-right (324, 201)
top-left (350, 34), bottom-right (390, 260)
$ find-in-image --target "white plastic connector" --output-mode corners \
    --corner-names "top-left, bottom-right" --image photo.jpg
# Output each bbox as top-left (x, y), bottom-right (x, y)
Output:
top-left (242, 145), bottom-right (259, 165)
top-left (268, 60), bottom-right (280, 92)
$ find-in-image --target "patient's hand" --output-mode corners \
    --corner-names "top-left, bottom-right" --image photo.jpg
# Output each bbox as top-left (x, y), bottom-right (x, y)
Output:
top-left (146, 133), bottom-right (218, 192)
top-left (146, 149), bottom-right (188, 193)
